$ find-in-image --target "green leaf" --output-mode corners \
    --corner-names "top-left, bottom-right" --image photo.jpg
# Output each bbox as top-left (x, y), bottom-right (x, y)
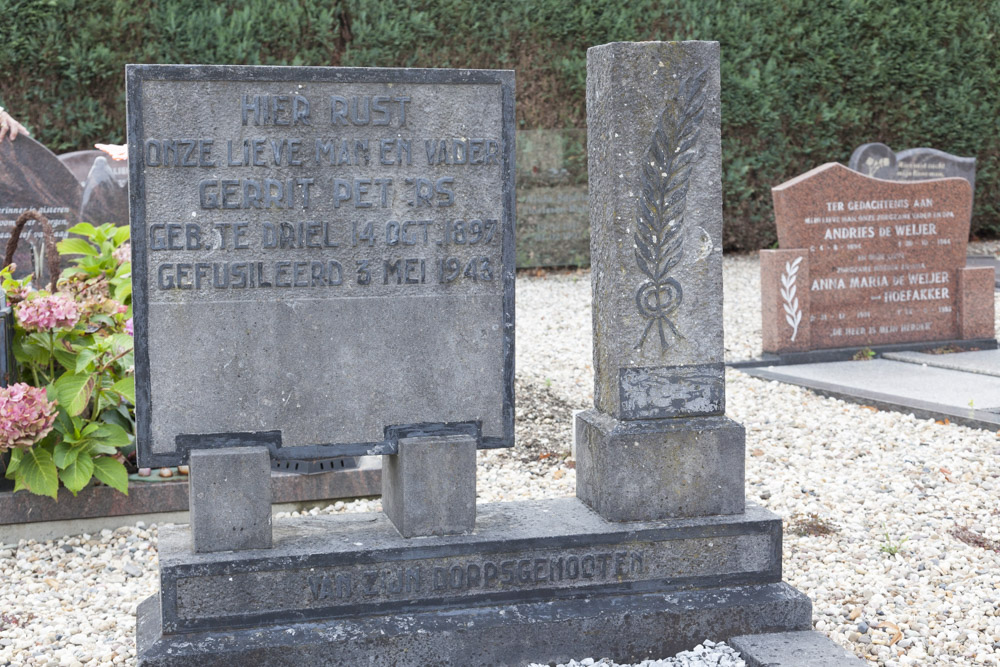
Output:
top-left (17, 447), bottom-right (59, 499)
top-left (113, 225), bottom-right (130, 246)
top-left (52, 345), bottom-right (79, 371)
top-left (57, 238), bottom-right (99, 256)
top-left (53, 441), bottom-right (83, 468)
top-left (54, 372), bottom-right (97, 417)
top-left (81, 422), bottom-right (101, 436)
top-left (14, 338), bottom-right (49, 366)
top-left (66, 222), bottom-right (97, 237)
top-left (59, 453), bottom-right (94, 494)
top-left (92, 457), bottom-right (128, 495)
top-left (75, 348), bottom-right (98, 373)
top-left (6, 448), bottom-right (23, 476)
top-left (114, 280), bottom-right (132, 304)
top-left (110, 376), bottom-right (135, 405)
top-left (92, 422), bottom-right (131, 447)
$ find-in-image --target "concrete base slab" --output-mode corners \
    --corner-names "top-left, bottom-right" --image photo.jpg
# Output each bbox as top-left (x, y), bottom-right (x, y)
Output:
top-left (731, 337), bottom-right (996, 368)
top-left (138, 582), bottom-right (811, 666)
top-left (137, 497), bottom-right (812, 665)
top-left (730, 631), bottom-right (863, 666)
top-left (741, 357), bottom-right (1000, 430)
top-left (884, 348), bottom-right (1000, 377)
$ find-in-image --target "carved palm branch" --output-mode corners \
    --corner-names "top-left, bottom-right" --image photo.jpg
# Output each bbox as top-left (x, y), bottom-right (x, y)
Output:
top-left (634, 68), bottom-right (708, 351)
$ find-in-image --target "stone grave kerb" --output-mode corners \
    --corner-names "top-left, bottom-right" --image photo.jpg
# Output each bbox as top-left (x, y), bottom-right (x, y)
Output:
top-left (576, 40), bottom-right (745, 522)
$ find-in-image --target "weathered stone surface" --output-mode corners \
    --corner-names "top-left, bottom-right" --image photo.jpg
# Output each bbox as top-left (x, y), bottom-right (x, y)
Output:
top-left (0, 134), bottom-right (79, 283)
top-left (151, 498), bottom-right (781, 634)
top-left (731, 631), bottom-right (864, 666)
top-left (382, 434), bottom-right (476, 537)
top-left (587, 41), bottom-right (724, 420)
top-left (763, 162), bottom-right (988, 353)
top-left (849, 142), bottom-right (976, 192)
top-left (575, 409), bottom-right (745, 520)
top-left (138, 582), bottom-right (812, 666)
top-left (189, 447), bottom-right (272, 553)
top-left (126, 65), bottom-right (516, 467)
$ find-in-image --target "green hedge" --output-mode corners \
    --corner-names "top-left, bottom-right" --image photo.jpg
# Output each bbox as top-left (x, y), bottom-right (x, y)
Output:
top-left (2, 0), bottom-right (998, 249)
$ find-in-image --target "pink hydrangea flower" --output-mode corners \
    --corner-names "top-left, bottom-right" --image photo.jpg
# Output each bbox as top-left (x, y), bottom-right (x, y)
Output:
top-left (112, 242), bottom-right (131, 265)
top-left (0, 383), bottom-right (57, 451)
top-left (125, 317), bottom-right (133, 336)
top-left (15, 294), bottom-right (80, 332)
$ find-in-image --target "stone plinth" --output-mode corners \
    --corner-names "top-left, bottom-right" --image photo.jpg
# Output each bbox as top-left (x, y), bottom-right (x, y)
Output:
top-left (958, 266), bottom-right (995, 339)
top-left (136, 498), bottom-right (811, 665)
top-left (189, 447), bottom-right (272, 553)
top-left (576, 410), bottom-right (745, 520)
top-left (382, 434), bottom-right (476, 537)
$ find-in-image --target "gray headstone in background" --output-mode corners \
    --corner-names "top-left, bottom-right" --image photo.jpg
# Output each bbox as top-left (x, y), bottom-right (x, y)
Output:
top-left (0, 135), bottom-right (80, 283)
top-left (59, 149), bottom-right (129, 187)
top-left (516, 129), bottom-right (589, 268)
top-left (127, 65), bottom-right (515, 468)
top-left (848, 142), bottom-right (976, 192)
top-left (846, 142), bottom-right (897, 180)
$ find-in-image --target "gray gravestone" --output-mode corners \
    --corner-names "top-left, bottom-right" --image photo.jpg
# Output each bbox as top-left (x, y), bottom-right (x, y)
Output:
top-left (128, 65), bottom-right (515, 470)
top-left (848, 142), bottom-right (976, 192)
top-left (137, 56), bottom-right (811, 667)
top-left (576, 40), bottom-right (744, 521)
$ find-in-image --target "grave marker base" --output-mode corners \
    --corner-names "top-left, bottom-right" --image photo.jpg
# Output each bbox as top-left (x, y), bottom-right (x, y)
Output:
top-left (136, 498), bottom-right (812, 665)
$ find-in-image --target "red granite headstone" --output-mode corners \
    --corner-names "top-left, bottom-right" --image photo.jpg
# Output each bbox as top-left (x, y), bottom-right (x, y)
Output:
top-left (761, 162), bottom-right (993, 353)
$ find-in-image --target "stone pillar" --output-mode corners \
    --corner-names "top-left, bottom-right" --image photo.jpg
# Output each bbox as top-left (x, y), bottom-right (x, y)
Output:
top-left (189, 447), bottom-right (272, 552)
top-left (577, 41), bottom-right (745, 521)
top-left (382, 434), bottom-right (477, 537)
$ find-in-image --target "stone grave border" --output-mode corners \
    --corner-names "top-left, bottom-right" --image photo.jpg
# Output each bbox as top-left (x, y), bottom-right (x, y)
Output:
top-left (126, 64), bottom-right (517, 468)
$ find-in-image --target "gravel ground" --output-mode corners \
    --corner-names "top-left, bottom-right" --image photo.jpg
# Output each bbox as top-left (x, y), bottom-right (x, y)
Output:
top-left (2, 251), bottom-right (1000, 666)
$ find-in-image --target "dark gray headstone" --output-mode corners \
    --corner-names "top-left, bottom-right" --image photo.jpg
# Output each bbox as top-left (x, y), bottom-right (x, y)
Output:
top-left (0, 135), bottom-right (80, 283)
top-left (848, 142), bottom-right (976, 191)
top-left (127, 65), bottom-right (516, 468)
top-left (846, 142), bottom-right (897, 180)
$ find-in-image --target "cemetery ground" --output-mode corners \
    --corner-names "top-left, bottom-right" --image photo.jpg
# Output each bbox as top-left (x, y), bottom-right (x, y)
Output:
top-left (0, 250), bottom-right (998, 666)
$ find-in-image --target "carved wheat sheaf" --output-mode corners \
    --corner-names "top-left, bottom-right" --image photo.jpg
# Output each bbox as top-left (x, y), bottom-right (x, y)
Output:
top-left (781, 257), bottom-right (803, 342)
top-left (634, 68), bottom-right (708, 352)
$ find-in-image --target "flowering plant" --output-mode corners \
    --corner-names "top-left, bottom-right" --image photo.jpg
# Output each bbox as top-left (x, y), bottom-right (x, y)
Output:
top-left (1, 223), bottom-right (134, 498)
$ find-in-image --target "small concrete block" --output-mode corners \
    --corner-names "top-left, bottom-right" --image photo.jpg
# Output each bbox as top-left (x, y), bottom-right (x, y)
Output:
top-left (189, 447), bottom-right (272, 553)
top-left (761, 249), bottom-right (811, 354)
top-left (575, 409), bottom-right (745, 521)
top-left (730, 631), bottom-right (864, 666)
top-left (958, 265), bottom-right (995, 339)
top-left (382, 435), bottom-right (476, 537)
